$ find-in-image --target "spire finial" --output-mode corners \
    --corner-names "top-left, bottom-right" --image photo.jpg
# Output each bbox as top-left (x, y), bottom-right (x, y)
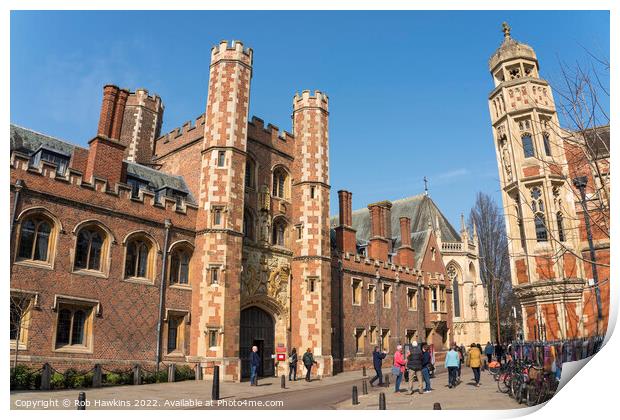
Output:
top-left (423, 176), bottom-right (429, 196)
top-left (502, 22), bottom-right (511, 39)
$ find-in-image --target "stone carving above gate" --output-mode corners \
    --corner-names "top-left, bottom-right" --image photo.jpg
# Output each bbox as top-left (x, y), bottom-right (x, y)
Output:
top-left (241, 250), bottom-right (291, 313)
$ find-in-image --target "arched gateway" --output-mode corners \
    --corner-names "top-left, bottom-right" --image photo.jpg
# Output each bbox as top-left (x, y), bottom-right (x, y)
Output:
top-left (240, 306), bottom-right (275, 378)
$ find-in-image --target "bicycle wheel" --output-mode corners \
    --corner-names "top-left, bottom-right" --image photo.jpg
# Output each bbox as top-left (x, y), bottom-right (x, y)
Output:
top-left (510, 376), bottom-right (520, 399)
top-left (516, 382), bottom-right (524, 404)
top-left (526, 383), bottom-right (538, 407)
top-left (497, 373), bottom-right (510, 393)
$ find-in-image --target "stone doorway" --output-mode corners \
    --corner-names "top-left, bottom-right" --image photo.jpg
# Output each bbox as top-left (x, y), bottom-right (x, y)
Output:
top-left (240, 306), bottom-right (275, 378)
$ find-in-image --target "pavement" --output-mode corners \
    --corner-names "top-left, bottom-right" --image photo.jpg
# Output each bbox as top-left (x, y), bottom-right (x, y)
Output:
top-left (10, 367), bottom-right (527, 410)
top-left (336, 369), bottom-right (526, 410)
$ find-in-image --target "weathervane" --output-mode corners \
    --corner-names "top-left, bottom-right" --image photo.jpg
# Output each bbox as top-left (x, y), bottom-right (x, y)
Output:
top-left (424, 176), bottom-right (429, 196)
top-left (502, 22), bottom-right (511, 39)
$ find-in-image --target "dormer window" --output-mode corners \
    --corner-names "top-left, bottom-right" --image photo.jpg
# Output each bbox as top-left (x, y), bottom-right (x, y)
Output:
top-left (30, 147), bottom-right (70, 176)
top-left (126, 176), bottom-right (152, 199)
top-left (155, 187), bottom-right (187, 206)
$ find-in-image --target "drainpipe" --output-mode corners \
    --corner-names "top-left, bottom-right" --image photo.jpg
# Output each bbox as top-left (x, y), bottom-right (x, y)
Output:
top-left (155, 219), bottom-right (172, 376)
top-left (10, 180), bottom-right (24, 253)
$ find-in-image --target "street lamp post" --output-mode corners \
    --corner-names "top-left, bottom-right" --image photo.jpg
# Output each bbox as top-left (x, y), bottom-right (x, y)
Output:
top-left (572, 176), bottom-right (603, 336)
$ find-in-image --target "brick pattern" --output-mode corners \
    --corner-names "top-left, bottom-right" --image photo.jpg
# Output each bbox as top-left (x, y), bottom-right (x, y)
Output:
top-left (120, 89), bottom-right (164, 164)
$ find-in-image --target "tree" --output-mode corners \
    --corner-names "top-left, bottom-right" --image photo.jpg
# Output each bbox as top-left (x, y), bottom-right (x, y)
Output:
top-left (469, 192), bottom-right (518, 343)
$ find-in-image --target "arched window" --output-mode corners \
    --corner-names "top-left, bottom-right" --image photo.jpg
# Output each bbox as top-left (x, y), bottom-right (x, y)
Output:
top-left (543, 133), bottom-right (552, 157)
top-left (18, 216), bottom-right (53, 262)
top-left (245, 158), bottom-right (256, 189)
top-left (272, 218), bottom-right (287, 247)
top-left (557, 212), bottom-right (565, 242)
top-left (272, 167), bottom-right (288, 199)
top-left (169, 246), bottom-right (191, 285)
top-left (447, 264), bottom-right (461, 318)
top-left (125, 236), bottom-right (154, 279)
top-left (74, 226), bottom-right (106, 271)
top-left (522, 134), bottom-right (535, 158)
top-left (535, 213), bottom-right (548, 242)
top-left (243, 209), bottom-right (255, 241)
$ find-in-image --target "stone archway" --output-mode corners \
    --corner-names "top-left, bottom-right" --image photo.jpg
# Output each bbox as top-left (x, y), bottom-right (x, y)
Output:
top-left (240, 306), bottom-right (275, 378)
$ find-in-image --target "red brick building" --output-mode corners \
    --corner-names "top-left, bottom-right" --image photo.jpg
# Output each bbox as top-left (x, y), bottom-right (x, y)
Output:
top-left (11, 40), bottom-right (460, 381)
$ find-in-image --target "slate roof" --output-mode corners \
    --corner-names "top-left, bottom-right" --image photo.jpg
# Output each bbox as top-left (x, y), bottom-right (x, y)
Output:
top-left (10, 124), bottom-right (196, 204)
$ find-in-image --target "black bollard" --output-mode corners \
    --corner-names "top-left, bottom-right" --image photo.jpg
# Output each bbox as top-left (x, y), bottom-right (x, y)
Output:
top-left (363, 366), bottom-right (367, 377)
top-left (195, 363), bottom-right (202, 381)
top-left (433, 402), bottom-right (442, 410)
top-left (362, 379), bottom-right (368, 395)
top-left (168, 364), bottom-right (176, 383)
top-left (212, 365), bottom-right (220, 400)
top-left (133, 364), bottom-right (142, 385)
top-left (281, 375), bottom-right (286, 389)
top-left (384, 373), bottom-right (390, 386)
top-left (352, 385), bottom-right (359, 405)
top-left (77, 392), bottom-right (86, 410)
top-left (379, 392), bottom-right (386, 410)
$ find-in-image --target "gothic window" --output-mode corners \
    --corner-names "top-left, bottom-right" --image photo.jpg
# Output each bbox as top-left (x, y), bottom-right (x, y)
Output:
top-left (272, 217), bottom-right (287, 247)
top-left (74, 225), bottom-right (106, 272)
top-left (530, 187), bottom-right (545, 213)
top-left (18, 215), bottom-right (54, 263)
top-left (55, 304), bottom-right (92, 349)
top-left (407, 288), bottom-right (417, 310)
top-left (543, 133), bottom-right (552, 156)
top-left (557, 212), bottom-right (566, 242)
top-left (355, 328), bottom-right (365, 353)
top-left (169, 246), bottom-right (191, 285)
top-left (439, 286), bottom-right (446, 312)
top-left (447, 265), bottom-right (461, 318)
top-left (243, 209), bottom-right (255, 240)
top-left (508, 66), bottom-right (522, 80)
top-left (382, 284), bottom-right (392, 308)
top-left (245, 158), bottom-right (255, 189)
top-left (380, 329), bottom-right (390, 352)
top-left (217, 151), bottom-right (226, 167)
top-left (272, 167), bottom-right (289, 199)
top-left (534, 213), bottom-right (548, 242)
top-left (368, 284), bottom-right (376, 304)
top-left (124, 235), bottom-right (154, 280)
top-left (522, 134), bottom-right (535, 158)
top-left (369, 326), bottom-right (377, 344)
top-left (430, 286), bottom-right (438, 312)
top-left (352, 279), bottom-right (362, 305)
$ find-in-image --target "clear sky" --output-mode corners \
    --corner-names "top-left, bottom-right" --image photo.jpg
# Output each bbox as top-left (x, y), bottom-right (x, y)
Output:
top-left (10, 10), bottom-right (610, 229)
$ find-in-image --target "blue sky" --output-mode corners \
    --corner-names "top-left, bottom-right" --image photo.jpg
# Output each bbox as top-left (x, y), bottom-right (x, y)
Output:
top-left (10, 10), bottom-right (609, 229)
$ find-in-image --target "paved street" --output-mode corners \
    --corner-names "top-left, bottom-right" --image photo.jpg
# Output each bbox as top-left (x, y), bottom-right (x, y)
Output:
top-left (11, 367), bottom-right (525, 410)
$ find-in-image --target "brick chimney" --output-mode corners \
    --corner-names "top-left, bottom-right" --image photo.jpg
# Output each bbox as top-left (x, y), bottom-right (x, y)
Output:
top-left (335, 190), bottom-right (356, 254)
top-left (367, 200), bottom-right (392, 261)
top-left (397, 217), bottom-right (415, 267)
top-left (84, 85), bottom-right (128, 185)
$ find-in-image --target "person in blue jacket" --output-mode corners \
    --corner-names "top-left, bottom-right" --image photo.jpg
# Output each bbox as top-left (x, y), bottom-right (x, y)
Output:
top-left (444, 344), bottom-right (461, 388)
top-left (369, 346), bottom-right (387, 387)
top-left (250, 345), bottom-right (260, 386)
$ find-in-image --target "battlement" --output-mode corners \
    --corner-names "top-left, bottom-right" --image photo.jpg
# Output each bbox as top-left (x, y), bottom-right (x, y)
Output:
top-left (154, 114), bottom-right (206, 158)
top-left (293, 90), bottom-right (329, 112)
top-left (126, 88), bottom-right (164, 111)
top-left (11, 151), bottom-right (198, 227)
top-left (247, 116), bottom-right (295, 156)
top-left (339, 250), bottom-right (421, 283)
top-left (210, 40), bottom-right (253, 66)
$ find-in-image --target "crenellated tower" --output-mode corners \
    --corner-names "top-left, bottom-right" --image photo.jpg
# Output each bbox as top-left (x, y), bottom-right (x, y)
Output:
top-left (290, 90), bottom-right (332, 376)
top-left (119, 88), bottom-right (164, 165)
top-left (191, 40), bottom-right (253, 380)
top-left (488, 23), bottom-right (585, 340)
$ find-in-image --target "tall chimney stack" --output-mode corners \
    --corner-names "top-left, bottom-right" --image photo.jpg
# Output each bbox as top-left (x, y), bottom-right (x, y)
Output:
top-left (336, 190), bottom-right (356, 254)
top-left (397, 217), bottom-right (415, 267)
top-left (367, 201), bottom-right (392, 261)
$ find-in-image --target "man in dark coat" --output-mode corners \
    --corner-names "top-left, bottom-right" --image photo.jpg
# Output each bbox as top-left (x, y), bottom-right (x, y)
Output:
top-left (406, 342), bottom-right (424, 394)
top-left (302, 348), bottom-right (316, 382)
top-left (250, 345), bottom-right (260, 386)
top-left (369, 346), bottom-right (387, 387)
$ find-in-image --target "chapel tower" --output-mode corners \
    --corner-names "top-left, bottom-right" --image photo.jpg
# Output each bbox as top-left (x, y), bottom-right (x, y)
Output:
top-left (191, 40), bottom-right (252, 380)
top-left (290, 90), bottom-right (333, 376)
top-left (488, 23), bottom-right (585, 340)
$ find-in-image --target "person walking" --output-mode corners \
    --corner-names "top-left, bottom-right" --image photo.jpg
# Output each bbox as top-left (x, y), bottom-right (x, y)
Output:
top-left (302, 348), bottom-right (316, 382)
top-left (468, 343), bottom-right (482, 387)
top-left (392, 345), bottom-right (407, 394)
top-left (369, 346), bottom-right (387, 387)
top-left (421, 344), bottom-right (432, 393)
top-left (250, 345), bottom-right (260, 386)
top-left (484, 341), bottom-right (494, 364)
top-left (445, 345), bottom-right (460, 389)
top-left (406, 341), bottom-right (424, 395)
top-left (288, 348), bottom-right (298, 381)
top-left (496, 342), bottom-right (504, 365)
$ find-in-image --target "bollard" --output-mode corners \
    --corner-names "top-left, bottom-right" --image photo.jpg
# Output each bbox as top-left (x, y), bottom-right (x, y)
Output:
top-left (379, 392), bottom-right (386, 410)
top-left (77, 391), bottom-right (86, 410)
top-left (195, 363), bottom-right (203, 381)
top-left (352, 385), bottom-right (359, 405)
top-left (133, 364), bottom-right (142, 385)
top-left (362, 379), bottom-right (368, 395)
top-left (281, 375), bottom-right (286, 389)
top-left (363, 366), bottom-right (367, 377)
top-left (168, 364), bottom-right (176, 383)
top-left (92, 364), bottom-right (102, 388)
top-left (40, 363), bottom-right (51, 391)
top-left (433, 402), bottom-right (442, 410)
top-left (384, 373), bottom-right (390, 386)
top-left (212, 365), bottom-right (220, 400)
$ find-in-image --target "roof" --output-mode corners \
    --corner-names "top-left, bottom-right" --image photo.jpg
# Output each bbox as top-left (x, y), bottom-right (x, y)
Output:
top-left (488, 32), bottom-right (537, 71)
top-left (331, 193), bottom-right (462, 263)
top-left (10, 124), bottom-right (196, 204)
top-left (580, 125), bottom-right (610, 160)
